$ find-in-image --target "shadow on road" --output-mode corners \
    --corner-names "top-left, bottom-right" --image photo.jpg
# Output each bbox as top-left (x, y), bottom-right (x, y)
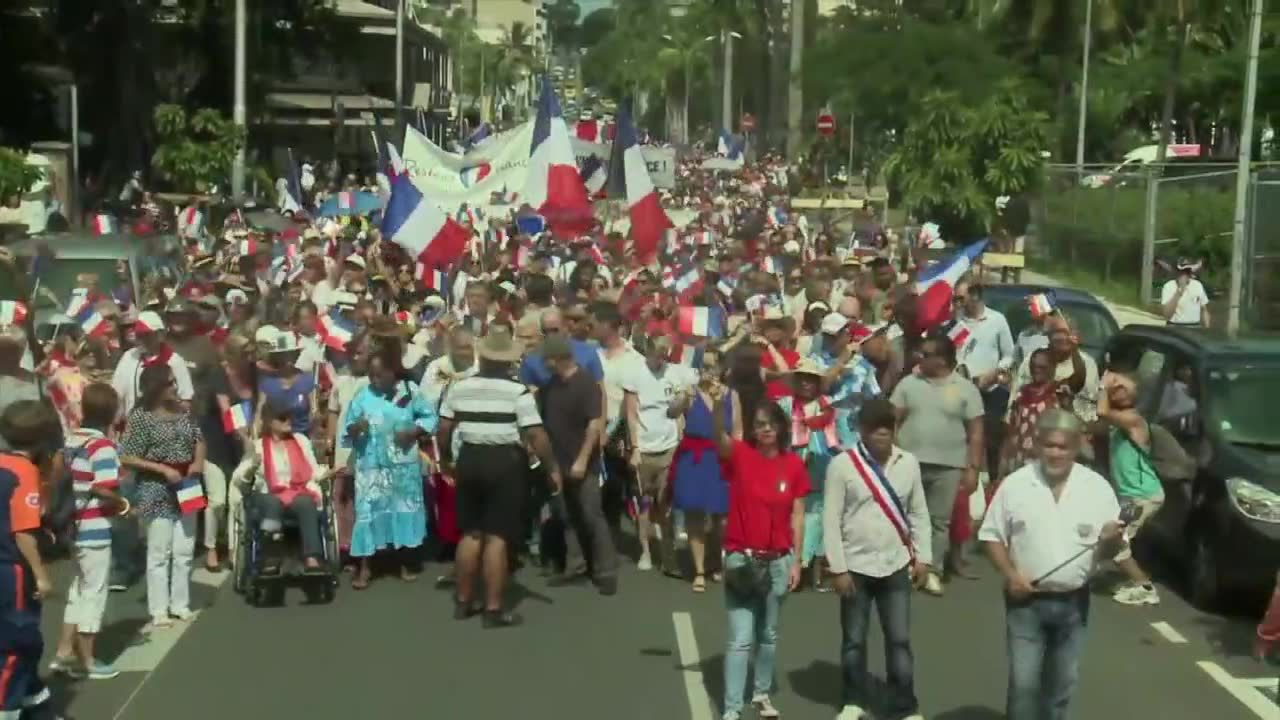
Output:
top-left (933, 706), bottom-right (1005, 719)
top-left (786, 659), bottom-right (842, 708)
top-left (96, 615), bottom-right (150, 661)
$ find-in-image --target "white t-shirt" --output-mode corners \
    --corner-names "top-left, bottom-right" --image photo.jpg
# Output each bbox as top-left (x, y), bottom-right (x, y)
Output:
top-left (599, 344), bottom-right (647, 430)
top-left (1160, 278), bottom-right (1209, 325)
top-left (977, 461), bottom-right (1121, 592)
top-left (294, 333), bottom-right (324, 374)
top-left (628, 363), bottom-right (697, 454)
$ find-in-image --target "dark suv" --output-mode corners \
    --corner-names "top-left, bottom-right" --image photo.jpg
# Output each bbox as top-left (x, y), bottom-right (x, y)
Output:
top-left (1104, 326), bottom-right (1280, 609)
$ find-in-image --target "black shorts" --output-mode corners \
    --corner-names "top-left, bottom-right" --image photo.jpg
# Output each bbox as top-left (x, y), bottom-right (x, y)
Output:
top-left (455, 444), bottom-right (528, 542)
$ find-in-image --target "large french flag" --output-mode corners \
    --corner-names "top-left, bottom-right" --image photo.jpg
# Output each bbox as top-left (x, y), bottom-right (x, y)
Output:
top-left (915, 240), bottom-right (988, 330)
top-left (617, 106), bottom-right (672, 266)
top-left (523, 77), bottom-right (593, 235)
top-left (382, 171), bottom-right (470, 269)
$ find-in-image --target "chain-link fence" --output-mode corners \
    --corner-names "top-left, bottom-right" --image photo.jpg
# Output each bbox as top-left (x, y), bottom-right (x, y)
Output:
top-left (1246, 171), bottom-right (1280, 329)
top-left (1034, 163), bottom-right (1241, 312)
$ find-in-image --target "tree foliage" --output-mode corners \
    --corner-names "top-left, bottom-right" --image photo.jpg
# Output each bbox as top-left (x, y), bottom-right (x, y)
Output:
top-left (150, 105), bottom-right (245, 193)
top-left (0, 148), bottom-right (44, 201)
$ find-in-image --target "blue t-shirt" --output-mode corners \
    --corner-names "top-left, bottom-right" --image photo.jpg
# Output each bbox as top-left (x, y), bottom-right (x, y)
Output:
top-left (519, 339), bottom-right (604, 388)
top-left (259, 373), bottom-right (316, 435)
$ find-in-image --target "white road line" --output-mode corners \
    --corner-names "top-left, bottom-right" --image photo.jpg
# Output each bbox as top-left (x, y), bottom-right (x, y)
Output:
top-left (1197, 661), bottom-right (1280, 719)
top-left (111, 567), bottom-right (230, 719)
top-left (1150, 621), bottom-right (1189, 644)
top-left (672, 612), bottom-right (715, 720)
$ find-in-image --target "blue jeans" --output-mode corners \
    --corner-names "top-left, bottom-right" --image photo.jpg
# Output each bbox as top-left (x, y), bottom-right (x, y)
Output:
top-left (109, 474), bottom-right (142, 587)
top-left (839, 566), bottom-right (917, 718)
top-left (722, 552), bottom-right (791, 716)
top-left (1006, 590), bottom-right (1090, 720)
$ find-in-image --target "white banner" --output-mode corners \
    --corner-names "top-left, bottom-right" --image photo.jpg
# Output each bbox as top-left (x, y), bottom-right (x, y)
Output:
top-left (400, 122), bottom-right (677, 210)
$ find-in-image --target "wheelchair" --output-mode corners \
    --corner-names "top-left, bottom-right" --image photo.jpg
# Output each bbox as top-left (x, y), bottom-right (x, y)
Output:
top-left (228, 462), bottom-right (341, 606)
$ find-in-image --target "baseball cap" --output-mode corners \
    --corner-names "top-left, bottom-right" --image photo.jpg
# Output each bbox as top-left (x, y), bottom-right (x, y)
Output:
top-left (820, 312), bottom-right (850, 335)
top-left (134, 311), bottom-right (165, 335)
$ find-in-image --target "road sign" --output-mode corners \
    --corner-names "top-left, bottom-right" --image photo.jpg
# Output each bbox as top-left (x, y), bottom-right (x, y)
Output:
top-left (741, 113), bottom-right (756, 132)
top-left (816, 113), bottom-right (835, 136)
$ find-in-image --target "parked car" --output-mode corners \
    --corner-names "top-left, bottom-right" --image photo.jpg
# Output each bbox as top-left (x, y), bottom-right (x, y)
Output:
top-left (3, 232), bottom-right (164, 324)
top-left (1104, 325), bottom-right (1280, 609)
top-left (982, 284), bottom-right (1120, 362)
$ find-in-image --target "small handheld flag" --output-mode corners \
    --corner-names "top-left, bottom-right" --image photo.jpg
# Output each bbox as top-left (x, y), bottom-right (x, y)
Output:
top-left (91, 214), bottom-right (116, 236)
top-left (0, 301), bottom-right (28, 328)
top-left (175, 475), bottom-right (208, 515)
top-left (677, 306), bottom-right (724, 339)
top-left (221, 401), bottom-right (253, 433)
top-left (1027, 292), bottom-right (1056, 319)
top-left (945, 320), bottom-right (973, 352)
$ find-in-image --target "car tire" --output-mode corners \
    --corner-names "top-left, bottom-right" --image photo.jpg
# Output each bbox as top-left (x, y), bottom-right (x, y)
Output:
top-left (1188, 525), bottom-right (1223, 611)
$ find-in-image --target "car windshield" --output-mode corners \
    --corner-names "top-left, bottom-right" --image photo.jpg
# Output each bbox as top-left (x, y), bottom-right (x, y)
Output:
top-left (992, 298), bottom-right (1115, 350)
top-left (1206, 365), bottom-right (1280, 447)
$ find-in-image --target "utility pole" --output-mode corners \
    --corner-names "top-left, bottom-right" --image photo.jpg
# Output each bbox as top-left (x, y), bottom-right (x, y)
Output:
top-left (1228, 0), bottom-right (1264, 337)
top-left (231, 0), bottom-right (246, 202)
top-left (721, 30), bottom-right (734, 133)
top-left (785, 0), bottom-right (804, 160)
top-left (1074, 0), bottom-right (1092, 178)
top-left (395, 0), bottom-right (405, 136)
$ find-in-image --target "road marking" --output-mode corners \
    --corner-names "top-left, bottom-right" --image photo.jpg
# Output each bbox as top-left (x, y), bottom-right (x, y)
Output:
top-left (111, 567), bottom-right (230, 720)
top-left (672, 612), bottom-right (715, 720)
top-left (1197, 661), bottom-right (1280, 719)
top-left (1150, 621), bottom-right (1189, 644)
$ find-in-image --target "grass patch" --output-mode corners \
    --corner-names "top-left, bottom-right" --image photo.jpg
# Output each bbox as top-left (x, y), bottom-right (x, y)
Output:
top-left (1027, 257), bottom-right (1147, 310)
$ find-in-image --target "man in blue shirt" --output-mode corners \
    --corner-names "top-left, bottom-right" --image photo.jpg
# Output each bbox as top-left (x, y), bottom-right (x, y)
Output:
top-left (811, 314), bottom-right (882, 448)
top-left (518, 307), bottom-right (604, 389)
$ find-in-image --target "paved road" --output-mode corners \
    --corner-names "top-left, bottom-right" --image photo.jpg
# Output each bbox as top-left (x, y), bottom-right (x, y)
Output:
top-left (38, 538), bottom-right (1279, 720)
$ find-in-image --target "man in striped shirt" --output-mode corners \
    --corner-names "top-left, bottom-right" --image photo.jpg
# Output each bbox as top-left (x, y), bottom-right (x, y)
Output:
top-left (438, 326), bottom-right (560, 629)
top-left (52, 384), bottom-right (127, 679)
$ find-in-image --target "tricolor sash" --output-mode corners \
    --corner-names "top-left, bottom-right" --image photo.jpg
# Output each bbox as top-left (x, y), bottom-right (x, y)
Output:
top-left (847, 442), bottom-right (914, 562)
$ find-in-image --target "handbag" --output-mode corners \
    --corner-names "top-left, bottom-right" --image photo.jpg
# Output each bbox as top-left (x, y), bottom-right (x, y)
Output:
top-left (724, 554), bottom-right (776, 597)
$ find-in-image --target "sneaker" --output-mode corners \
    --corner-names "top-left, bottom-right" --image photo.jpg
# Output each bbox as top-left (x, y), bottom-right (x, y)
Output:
top-left (637, 554), bottom-right (653, 571)
top-left (835, 706), bottom-right (868, 720)
top-left (108, 582), bottom-right (128, 592)
top-left (1113, 583), bottom-right (1160, 606)
top-left (145, 616), bottom-right (174, 631)
top-left (751, 694), bottom-right (780, 718)
top-left (922, 572), bottom-right (944, 596)
top-left (85, 661), bottom-right (120, 680)
top-left (49, 657), bottom-right (84, 679)
top-left (170, 608), bottom-right (196, 622)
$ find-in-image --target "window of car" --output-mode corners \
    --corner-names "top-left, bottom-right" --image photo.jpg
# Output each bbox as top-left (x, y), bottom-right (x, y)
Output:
top-left (991, 296), bottom-right (1116, 353)
top-left (1105, 339), bottom-right (1170, 413)
top-left (1205, 364), bottom-right (1280, 449)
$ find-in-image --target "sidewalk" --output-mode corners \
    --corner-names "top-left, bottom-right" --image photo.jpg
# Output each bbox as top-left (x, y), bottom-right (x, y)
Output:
top-left (1018, 268), bottom-right (1164, 328)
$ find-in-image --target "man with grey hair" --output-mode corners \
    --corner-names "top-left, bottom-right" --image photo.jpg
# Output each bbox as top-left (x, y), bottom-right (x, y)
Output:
top-left (978, 409), bottom-right (1127, 720)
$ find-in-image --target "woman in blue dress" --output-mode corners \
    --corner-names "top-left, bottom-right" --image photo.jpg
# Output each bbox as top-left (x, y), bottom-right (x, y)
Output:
top-left (341, 346), bottom-right (438, 589)
top-left (670, 350), bottom-right (742, 593)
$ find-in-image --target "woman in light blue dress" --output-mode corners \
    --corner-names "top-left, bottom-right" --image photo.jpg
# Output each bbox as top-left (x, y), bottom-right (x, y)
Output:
top-left (780, 361), bottom-right (841, 591)
top-left (342, 346), bottom-right (438, 589)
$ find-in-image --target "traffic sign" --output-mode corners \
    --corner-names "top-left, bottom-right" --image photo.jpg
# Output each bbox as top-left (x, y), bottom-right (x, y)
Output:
top-left (816, 113), bottom-right (836, 136)
top-left (741, 113), bottom-right (756, 132)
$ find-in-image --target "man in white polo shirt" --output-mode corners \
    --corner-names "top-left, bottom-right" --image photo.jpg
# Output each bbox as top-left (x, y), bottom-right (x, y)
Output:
top-left (1159, 258), bottom-right (1210, 327)
top-left (626, 334), bottom-right (696, 573)
top-left (979, 409), bottom-right (1126, 720)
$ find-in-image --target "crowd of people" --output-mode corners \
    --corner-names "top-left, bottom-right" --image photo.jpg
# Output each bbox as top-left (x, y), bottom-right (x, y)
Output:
top-left (0, 147), bottom-right (1176, 720)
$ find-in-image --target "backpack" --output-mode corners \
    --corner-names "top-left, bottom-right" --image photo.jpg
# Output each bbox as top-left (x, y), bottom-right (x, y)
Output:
top-left (41, 448), bottom-right (79, 556)
top-left (1133, 421), bottom-right (1197, 484)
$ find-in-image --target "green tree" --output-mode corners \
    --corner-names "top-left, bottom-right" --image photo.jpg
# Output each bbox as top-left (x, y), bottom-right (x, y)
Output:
top-left (0, 148), bottom-right (43, 202)
top-left (884, 82), bottom-right (1048, 239)
top-left (150, 105), bottom-right (245, 193)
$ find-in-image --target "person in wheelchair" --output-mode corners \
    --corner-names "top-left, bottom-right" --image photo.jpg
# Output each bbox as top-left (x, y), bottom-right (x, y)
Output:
top-left (246, 401), bottom-right (328, 575)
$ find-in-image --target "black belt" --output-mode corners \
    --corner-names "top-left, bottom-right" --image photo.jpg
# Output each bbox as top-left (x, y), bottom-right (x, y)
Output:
top-left (453, 411), bottom-right (518, 423)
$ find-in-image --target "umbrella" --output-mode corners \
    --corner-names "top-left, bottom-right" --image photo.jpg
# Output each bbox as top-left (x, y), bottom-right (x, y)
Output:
top-left (316, 191), bottom-right (381, 218)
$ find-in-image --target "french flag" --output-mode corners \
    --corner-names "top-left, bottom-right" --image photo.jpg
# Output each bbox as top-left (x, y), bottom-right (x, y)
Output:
top-left (915, 240), bottom-right (988, 330)
top-left (381, 171), bottom-right (470, 270)
top-left (946, 320), bottom-right (973, 352)
top-left (515, 213), bottom-right (546, 236)
top-left (617, 106), bottom-right (672, 266)
top-left (463, 121), bottom-right (492, 150)
top-left (522, 77), bottom-right (593, 235)
top-left (318, 311), bottom-right (355, 352)
top-left (0, 301), bottom-right (27, 328)
top-left (91, 214), bottom-right (116, 236)
top-left (416, 263), bottom-right (448, 292)
top-left (669, 343), bottom-right (705, 369)
top-left (760, 256), bottom-right (782, 275)
top-left (717, 129), bottom-right (745, 160)
top-left (1027, 292), bottom-right (1056, 319)
top-left (716, 274), bottom-right (738, 298)
top-left (677, 306), bottom-right (724, 339)
top-left (460, 164), bottom-right (492, 187)
top-left (66, 290), bottom-right (109, 337)
top-left (175, 475), bottom-right (207, 515)
top-left (238, 239), bottom-right (258, 256)
top-left (766, 206), bottom-right (788, 228)
top-left (221, 400), bottom-right (253, 433)
top-left (457, 205), bottom-right (485, 227)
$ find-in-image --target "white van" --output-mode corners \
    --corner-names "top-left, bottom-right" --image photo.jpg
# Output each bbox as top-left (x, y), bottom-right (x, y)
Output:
top-left (1082, 144), bottom-right (1202, 187)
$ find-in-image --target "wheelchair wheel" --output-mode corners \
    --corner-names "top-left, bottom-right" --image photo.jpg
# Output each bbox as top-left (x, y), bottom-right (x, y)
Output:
top-left (324, 501), bottom-right (341, 574)
top-left (230, 506), bottom-right (248, 594)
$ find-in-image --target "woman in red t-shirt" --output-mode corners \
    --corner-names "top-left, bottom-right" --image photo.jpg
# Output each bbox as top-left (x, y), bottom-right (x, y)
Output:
top-left (706, 382), bottom-right (808, 720)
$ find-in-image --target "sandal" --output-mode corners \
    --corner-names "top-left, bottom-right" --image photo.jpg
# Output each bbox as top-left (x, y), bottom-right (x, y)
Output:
top-left (351, 569), bottom-right (371, 590)
top-left (692, 574), bottom-right (707, 593)
top-left (399, 566), bottom-right (420, 583)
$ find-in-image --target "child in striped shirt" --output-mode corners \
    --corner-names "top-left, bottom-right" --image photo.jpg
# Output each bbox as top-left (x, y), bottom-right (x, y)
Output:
top-left (51, 383), bottom-right (128, 680)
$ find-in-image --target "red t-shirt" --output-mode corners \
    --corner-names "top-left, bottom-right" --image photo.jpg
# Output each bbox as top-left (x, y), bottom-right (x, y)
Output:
top-left (722, 441), bottom-right (810, 554)
top-left (761, 346), bottom-right (799, 400)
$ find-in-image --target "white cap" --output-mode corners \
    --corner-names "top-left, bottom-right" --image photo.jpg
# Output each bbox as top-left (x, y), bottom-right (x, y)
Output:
top-left (255, 325), bottom-right (281, 346)
top-left (782, 240), bottom-right (801, 254)
top-left (226, 289), bottom-right (250, 306)
top-left (344, 254), bottom-right (367, 269)
top-left (820, 312), bottom-right (850, 335)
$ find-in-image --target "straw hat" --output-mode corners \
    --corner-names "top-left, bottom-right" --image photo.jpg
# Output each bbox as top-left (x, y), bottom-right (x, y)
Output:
top-left (477, 325), bottom-right (524, 362)
top-left (791, 357), bottom-right (825, 378)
